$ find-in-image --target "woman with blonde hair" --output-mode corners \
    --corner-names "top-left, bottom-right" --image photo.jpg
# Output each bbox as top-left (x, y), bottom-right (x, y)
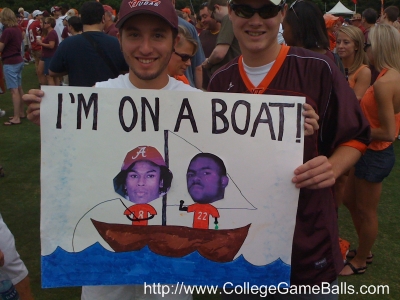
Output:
top-left (336, 25), bottom-right (371, 100)
top-left (168, 25), bottom-right (198, 85)
top-left (341, 24), bottom-right (400, 276)
top-left (0, 8), bottom-right (25, 125)
top-left (334, 26), bottom-right (371, 208)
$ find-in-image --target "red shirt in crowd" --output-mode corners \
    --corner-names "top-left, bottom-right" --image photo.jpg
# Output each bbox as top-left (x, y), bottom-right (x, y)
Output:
top-left (27, 20), bottom-right (42, 51)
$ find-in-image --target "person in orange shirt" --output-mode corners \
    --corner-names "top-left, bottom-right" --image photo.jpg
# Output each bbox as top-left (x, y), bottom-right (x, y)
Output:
top-left (324, 14), bottom-right (340, 51)
top-left (113, 146), bottom-right (173, 225)
top-left (168, 25), bottom-right (198, 85)
top-left (341, 24), bottom-right (400, 276)
top-left (180, 153), bottom-right (229, 229)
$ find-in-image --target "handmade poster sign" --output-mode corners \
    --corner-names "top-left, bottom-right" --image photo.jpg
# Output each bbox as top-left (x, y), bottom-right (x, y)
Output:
top-left (40, 86), bottom-right (305, 288)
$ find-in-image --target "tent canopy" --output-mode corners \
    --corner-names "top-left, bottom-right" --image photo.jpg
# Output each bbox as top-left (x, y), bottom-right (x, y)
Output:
top-left (327, 1), bottom-right (354, 15)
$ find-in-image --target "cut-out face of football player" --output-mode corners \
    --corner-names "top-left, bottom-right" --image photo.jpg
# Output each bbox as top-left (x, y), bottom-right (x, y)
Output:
top-left (186, 154), bottom-right (229, 204)
top-left (114, 146), bottom-right (173, 204)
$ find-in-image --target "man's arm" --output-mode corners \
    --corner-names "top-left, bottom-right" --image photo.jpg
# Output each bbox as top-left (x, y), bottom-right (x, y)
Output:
top-left (292, 146), bottom-right (362, 189)
top-left (202, 44), bottom-right (230, 69)
top-left (195, 65), bottom-right (203, 89)
top-left (179, 200), bottom-right (188, 211)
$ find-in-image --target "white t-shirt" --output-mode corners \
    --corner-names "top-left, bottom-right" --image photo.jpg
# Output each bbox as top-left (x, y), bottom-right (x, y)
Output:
top-left (0, 213), bottom-right (28, 285)
top-left (95, 74), bottom-right (200, 92)
top-left (83, 73), bottom-right (198, 300)
top-left (243, 60), bottom-right (275, 87)
top-left (55, 17), bottom-right (64, 44)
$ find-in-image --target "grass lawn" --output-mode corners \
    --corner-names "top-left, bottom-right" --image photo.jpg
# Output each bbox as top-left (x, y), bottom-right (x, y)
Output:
top-left (0, 64), bottom-right (399, 299)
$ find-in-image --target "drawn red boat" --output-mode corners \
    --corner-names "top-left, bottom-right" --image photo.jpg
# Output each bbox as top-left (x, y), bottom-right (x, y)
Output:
top-left (91, 219), bottom-right (251, 263)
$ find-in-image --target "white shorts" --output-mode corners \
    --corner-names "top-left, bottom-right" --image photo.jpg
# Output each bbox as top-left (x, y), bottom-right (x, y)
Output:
top-left (82, 285), bottom-right (193, 300)
top-left (0, 213), bottom-right (29, 285)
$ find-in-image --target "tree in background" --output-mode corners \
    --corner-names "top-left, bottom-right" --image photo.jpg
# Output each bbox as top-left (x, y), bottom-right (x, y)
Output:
top-left (1, 0), bottom-right (121, 15)
top-left (174, 0), bottom-right (399, 17)
top-left (1, 0), bottom-right (398, 21)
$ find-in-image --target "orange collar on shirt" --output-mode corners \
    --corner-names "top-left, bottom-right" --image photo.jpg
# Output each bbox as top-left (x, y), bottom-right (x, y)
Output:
top-left (238, 45), bottom-right (290, 94)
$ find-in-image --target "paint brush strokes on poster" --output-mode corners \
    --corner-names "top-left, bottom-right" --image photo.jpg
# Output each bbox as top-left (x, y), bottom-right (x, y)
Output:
top-left (40, 86), bottom-right (305, 288)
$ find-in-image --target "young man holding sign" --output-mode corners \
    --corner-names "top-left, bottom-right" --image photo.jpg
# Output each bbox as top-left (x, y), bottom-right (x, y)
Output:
top-left (208, 0), bottom-right (370, 298)
top-left (23, 0), bottom-right (321, 299)
top-left (24, 1), bottom-right (196, 299)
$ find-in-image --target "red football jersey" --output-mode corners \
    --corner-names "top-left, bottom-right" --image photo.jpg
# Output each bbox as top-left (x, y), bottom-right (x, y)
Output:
top-left (187, 203), bottom-right (219, 229)
top-left (124, 204), bottom-right (157, 226)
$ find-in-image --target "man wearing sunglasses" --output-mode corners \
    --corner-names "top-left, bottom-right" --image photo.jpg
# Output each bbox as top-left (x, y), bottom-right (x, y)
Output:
top-left (201, 0), bottom-right (241, 76)
top-left (209, 1), bottom-right (370, 299)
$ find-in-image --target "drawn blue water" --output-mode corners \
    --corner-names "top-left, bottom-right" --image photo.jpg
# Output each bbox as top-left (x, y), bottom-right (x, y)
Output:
top-left (42, 243), bottom-right (291, 288)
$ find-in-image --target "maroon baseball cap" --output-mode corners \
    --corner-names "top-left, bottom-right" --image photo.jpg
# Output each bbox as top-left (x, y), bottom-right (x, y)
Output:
top-left (51, 6), bottom-right (60, 13)
top-left (116, 0), bottom-right (178, 30)
top-left (103, 5), bottom-right (114, 14)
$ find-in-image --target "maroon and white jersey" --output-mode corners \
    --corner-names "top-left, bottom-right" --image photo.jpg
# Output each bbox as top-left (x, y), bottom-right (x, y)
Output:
top-left (209, 45), bottom-right (370, 285)
top-left (27, 20), bottom-right (42, 51)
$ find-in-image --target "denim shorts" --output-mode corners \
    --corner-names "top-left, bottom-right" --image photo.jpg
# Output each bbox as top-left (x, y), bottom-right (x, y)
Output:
top-left (354, 144), bottom-right (395, 183)
top-left (41, 57), bottom-right (52, 75)
top-left (3, 62), bottom-right (24, 89)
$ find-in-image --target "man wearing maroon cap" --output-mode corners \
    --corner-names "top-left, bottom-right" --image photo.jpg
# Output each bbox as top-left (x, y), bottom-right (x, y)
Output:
top-left (24, 0), bottom-right (198, 298)
top-left (51, 6), bottom-right (63, 43)
top-left (103, 5), bottom-right (118, 37)
top-left (93, 0), bottom-right (200, 92)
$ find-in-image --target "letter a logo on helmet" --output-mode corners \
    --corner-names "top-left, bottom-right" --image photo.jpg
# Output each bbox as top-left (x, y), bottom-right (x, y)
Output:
top-left (131, 146), bottom-right (147, 160)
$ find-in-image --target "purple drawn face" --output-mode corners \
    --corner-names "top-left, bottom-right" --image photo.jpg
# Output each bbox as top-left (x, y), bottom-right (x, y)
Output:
top-left (186, 157), bottom-right (228, 203)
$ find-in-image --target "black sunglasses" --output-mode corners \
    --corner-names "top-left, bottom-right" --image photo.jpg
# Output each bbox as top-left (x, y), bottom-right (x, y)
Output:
top-left (174, 51), bottom-right (193, 62)
top-left (363, 43), bottom-right (371, 52)
top-left (229, 0), bottom-right (286, 19)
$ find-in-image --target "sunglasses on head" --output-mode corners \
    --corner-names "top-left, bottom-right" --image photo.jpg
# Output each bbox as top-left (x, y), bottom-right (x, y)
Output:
top-left (174, 51), bottom-right (193, 62)
top-left (229, 0), bottom-right (286, 19)
top-left (289, 0), bottom-right (305, 19)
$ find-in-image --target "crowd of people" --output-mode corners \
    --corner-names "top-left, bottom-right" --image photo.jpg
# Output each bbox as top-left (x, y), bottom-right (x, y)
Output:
top-left (1, 0), bottom-right (400, 299)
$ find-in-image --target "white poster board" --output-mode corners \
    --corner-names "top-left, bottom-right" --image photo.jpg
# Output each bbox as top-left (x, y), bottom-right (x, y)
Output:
top-left (40, 86), bottom-right (304, 287)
